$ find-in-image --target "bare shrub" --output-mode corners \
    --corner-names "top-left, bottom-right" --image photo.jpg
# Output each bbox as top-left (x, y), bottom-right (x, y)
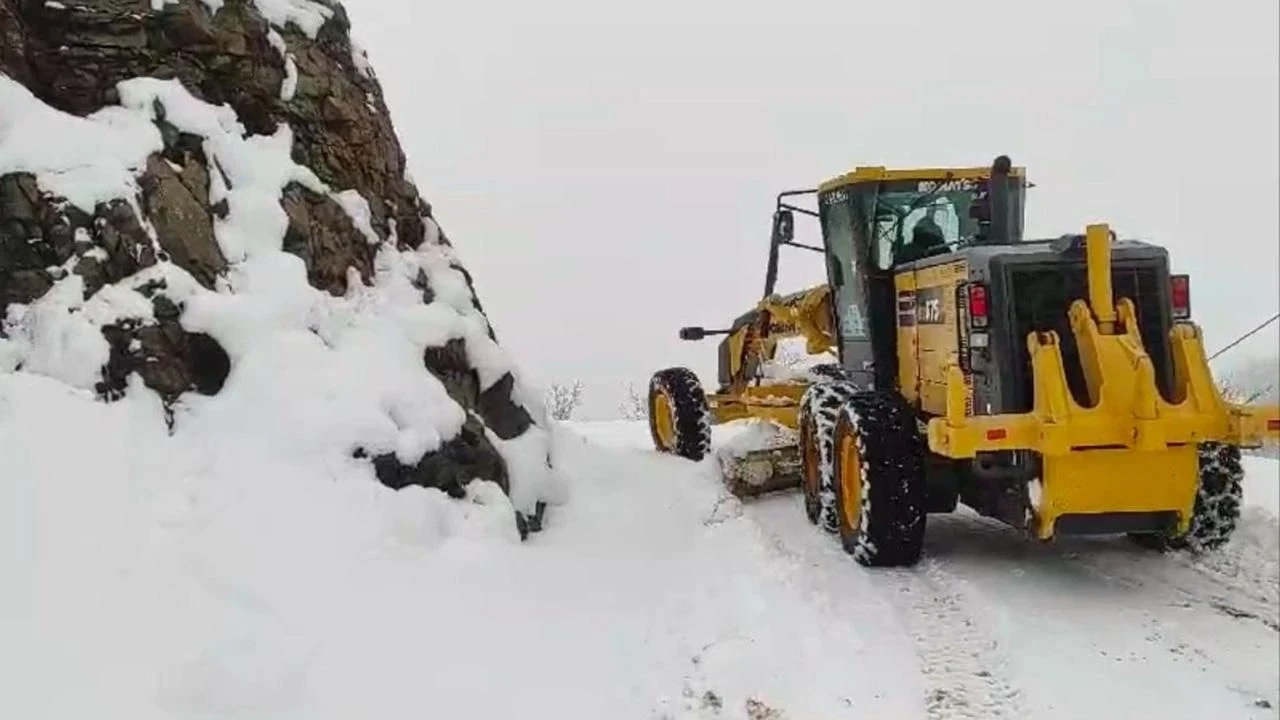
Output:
top-left (544, 381), bottom-right (584, 421)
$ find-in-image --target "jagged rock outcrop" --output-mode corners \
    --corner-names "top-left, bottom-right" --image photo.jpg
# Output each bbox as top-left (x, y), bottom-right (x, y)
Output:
top-left (0, 0), bottom-right (549, 533)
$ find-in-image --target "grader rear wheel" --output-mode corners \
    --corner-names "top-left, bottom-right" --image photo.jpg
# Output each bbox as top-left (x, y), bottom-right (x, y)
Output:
top-left (830, 391), bottom-right (928, 567)
top-left (1129, 441), bottom-right (1245, 552)
top-left (798, 380), bottom-right (859, 531)
top-left (800, 420), bottom-right (821, 523)
top-left (647, 367), bottom-right (713, 461)
top-left (835, 430), bottom-right (864, 539)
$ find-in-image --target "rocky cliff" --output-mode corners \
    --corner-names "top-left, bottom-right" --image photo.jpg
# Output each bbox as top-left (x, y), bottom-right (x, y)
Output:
top-left (0, 0), bottom-right (555, 534)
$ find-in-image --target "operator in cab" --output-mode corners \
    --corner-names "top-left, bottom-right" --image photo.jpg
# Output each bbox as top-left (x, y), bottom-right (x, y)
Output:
top-left (895, 215), bottom-right (948, 265)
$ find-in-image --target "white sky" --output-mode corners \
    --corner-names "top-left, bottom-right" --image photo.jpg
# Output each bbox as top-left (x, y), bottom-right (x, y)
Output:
top-left (343, 0), bottom-right (1279, 419)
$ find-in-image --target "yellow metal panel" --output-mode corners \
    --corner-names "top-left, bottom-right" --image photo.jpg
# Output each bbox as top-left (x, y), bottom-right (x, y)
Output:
top-left (894, 270), bottom-right (919, 403)
top-left (708, 384), bottom-right (807, 429)
top-left (910, 260), bottom-right (969, 416)
top-left (724, 326), bottom-right (747, 387)
top-left (818, 165), bottom-right (1026, 194)
top-left (1085, 224), bottom-right (1116, 330)
top-left (1034, 445), bottom-right (1199, 539)
top-left (722, 286), bottom-right (838, 397)
top-left (739, 384), bottom-right (808, 401)
top-left (710, 404), bottom-right (798, 428)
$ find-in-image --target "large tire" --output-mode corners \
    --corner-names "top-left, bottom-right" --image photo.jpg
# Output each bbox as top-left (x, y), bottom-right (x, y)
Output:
top-left (648, 367), bottom-right (713, 461)
top-left (830, 391), bottom-right (929, 567)
top-left (1133, 441), bottom-right (1244, 552)
top-left (804, 363), bottom-right (856, 384)
top-left (798, 379), bottom-right (860, 530)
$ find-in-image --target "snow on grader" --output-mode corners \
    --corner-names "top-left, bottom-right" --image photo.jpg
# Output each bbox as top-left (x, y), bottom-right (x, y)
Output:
top-left (646, 155), bottom-right (1280, 568)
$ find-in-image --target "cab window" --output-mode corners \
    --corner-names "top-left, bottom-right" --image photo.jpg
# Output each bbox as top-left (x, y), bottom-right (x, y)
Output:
top-left (864, 181), bottom-right (983, 268)
top-left (819, 191), bottom-right (871, 341)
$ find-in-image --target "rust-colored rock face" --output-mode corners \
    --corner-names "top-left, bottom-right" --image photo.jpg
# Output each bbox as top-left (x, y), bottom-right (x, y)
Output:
top-left (0, 0), bottom-right (546, 531)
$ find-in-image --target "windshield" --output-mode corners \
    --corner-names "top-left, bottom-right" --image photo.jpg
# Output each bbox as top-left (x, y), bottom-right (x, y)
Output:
top-left (863, 179), bottom-right (985, 269)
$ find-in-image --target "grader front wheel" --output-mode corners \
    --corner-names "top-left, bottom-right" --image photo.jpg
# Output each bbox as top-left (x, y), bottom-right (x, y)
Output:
top-left (647, 367), bottom-right (713, 461)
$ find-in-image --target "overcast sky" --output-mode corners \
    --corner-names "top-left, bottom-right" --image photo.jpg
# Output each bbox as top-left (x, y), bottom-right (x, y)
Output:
top-left (343, 0), bottom-right (1278, 419)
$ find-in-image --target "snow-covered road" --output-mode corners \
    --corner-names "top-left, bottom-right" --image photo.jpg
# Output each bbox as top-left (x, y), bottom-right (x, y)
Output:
top-left (5, 375), bottom-right (1276, 718)
top-left (567, 420), bottom-right (1280, 720)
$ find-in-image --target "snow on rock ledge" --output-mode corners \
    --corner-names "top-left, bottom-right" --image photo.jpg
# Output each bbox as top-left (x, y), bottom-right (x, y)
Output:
top-left (0, 0), bottom-right (558, 533)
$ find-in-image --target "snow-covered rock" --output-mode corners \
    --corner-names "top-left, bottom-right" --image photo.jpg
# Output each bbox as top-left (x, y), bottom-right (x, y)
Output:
top-left (0, 0), bottom-right (557, 530)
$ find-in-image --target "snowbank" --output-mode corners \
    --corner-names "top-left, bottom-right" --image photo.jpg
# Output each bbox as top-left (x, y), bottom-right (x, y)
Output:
top-left (0, 72), bottom-right (556, 509)
top-left (713, 418), bottom-right (797, 459)
top-left (1242, 454), bottom-right (1279, 520)
top-left (1, 370), bottom-right (529, 718)
top-left (2, 64), bottom-right (563, 715)
top-left (1, 378), bottom-right (900, 719)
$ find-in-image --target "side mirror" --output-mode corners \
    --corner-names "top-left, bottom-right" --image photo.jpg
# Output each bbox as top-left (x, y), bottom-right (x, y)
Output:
top-left (679, 326), bottom-right (707, 341)
top-left (772, 209), bottom-right (795, 244)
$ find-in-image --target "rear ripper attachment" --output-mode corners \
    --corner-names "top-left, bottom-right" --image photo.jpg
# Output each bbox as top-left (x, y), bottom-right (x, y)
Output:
top-left (929, 223), bottom-right (1280, 544)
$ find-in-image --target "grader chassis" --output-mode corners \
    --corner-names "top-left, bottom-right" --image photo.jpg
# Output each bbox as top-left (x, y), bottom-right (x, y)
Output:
top-left (647, 156), bottom-right (1280, 567)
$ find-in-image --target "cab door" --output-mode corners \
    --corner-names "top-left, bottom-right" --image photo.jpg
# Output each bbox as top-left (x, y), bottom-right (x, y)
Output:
top-left (818, 189), bottom-right (877, 389)
top-left (910, 261), bottom-right (968, 414)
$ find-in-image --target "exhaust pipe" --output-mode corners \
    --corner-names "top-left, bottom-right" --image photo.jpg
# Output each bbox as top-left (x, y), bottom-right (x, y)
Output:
top-left (985, 154), bottom-right (1014, 246)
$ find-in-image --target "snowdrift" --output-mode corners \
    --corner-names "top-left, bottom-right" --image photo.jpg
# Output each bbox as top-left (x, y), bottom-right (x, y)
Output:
top-left (2, 1), bottom-right (567, 714)
top-left (0, 59), bottom-right (560, 513)
top-left (0, 0), bottom-right (561, 521)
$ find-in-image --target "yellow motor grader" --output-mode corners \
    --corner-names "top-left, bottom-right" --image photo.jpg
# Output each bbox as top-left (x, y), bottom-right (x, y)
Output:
top-left (647, 155), bottom-right (1280, 567)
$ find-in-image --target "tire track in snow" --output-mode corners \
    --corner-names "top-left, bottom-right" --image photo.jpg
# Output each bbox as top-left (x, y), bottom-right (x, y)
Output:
top-left (744, 496), bottom-right (1024, 720)
top-left (1070, 545), bottom-right (1279, 632)
top-left (1027, 506), bottom-right (1280, 633)
top-left (920, 510), bottom-right (1280, 716)
top-left (573, 426), bottom-right (1277, 716)
top-left (881, 558), bottom-right (1025, 720)
top-left (725, 480), bottom-right (1274, 720)
top-left (1040, 527), bottom-right (1280, 712)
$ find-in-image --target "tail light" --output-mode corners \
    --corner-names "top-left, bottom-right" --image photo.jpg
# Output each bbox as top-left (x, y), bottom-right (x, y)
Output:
top-left (968, 282), bottom-right (989, 328)
top-left (1170, 274), bottom-right (1190, 320)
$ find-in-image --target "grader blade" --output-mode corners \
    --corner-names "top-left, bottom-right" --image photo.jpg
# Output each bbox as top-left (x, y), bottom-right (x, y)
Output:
top-left (713, 420), bottom-right (805, 499)
top-left (718, 444), bottom-right (803, 499)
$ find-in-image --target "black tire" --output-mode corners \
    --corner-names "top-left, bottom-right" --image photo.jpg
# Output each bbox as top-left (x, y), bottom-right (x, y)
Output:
top-left (797, 379), bottom-right (860, 530)
top-left (804, 363), bottom-right (856, 384)
top-left (830, 391), bottom-right (929, 567)
top-left (648, 367), bottom-right (713, 461)
top-left (1132, 441), bottom-right (1244, 552)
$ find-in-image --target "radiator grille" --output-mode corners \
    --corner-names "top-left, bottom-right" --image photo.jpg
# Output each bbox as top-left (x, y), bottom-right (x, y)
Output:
top-left (1001, 264), bottom-right (1173, 413)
